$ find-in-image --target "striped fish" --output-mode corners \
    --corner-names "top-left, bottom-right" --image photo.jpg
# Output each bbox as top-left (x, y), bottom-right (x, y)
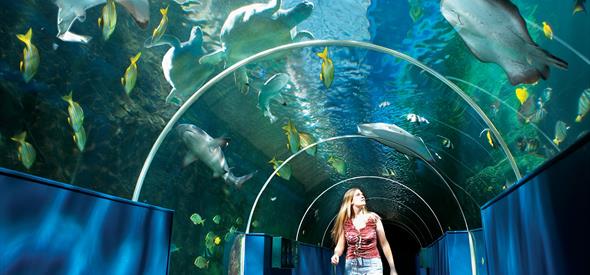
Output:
top-left (11, 131), bottom-right (36, 169)
top-left (16, 28), bottom-right (39, 83)
top-left (62, 91), bottom-right (85, 132)
top-left (576, 88), bottom-right (590, 122)
top-left (553, 121), bottom-right (570, 145)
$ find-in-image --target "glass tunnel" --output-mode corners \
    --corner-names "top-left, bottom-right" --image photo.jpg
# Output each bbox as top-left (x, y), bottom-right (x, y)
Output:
top-left (0, 0), bottom-right (589, 274)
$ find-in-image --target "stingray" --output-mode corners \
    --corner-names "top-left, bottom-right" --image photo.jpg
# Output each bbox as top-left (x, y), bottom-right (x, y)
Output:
top-left (357, 123), bottom-right (435, 163)
top-left (53, 0), bottom-right (150, 43)
top-left (440, 0), bottom-right (568, 85)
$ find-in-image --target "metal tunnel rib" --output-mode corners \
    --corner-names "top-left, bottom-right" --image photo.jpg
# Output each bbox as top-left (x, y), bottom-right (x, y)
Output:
top-left (132, 40), bottom-right (521, 202)
top-left (294, 176), bottom-right (442, 241)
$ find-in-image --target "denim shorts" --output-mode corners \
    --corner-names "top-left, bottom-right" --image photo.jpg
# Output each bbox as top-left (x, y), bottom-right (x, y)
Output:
top-left (345, 257), bottom-right (383, 275)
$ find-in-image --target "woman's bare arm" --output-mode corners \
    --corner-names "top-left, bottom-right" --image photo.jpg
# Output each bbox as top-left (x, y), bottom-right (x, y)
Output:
top-left (376, 217), bottom-right (398, 275)
top-left (331, 232), bottom-right (345, 264)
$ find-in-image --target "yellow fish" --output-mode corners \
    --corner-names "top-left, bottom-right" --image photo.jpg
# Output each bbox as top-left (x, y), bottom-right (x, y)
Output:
top-left (268, 157), bottom-right (292, 181)
top-left (72, 127), bottom-right (87, 152)
top-left (316, 47), bottom-right (334, 89)
top-left (576, 88), bottom-right (590, 122)
top-left (16, 28), bottom-right (40, 83)
top-left (480, 129), bottom-right (495, 148)
top-left (515, 87), bottom-right (529, 105)
top-left (542, 21), bottom-right (553, 40)
top-left (62, 91), bottom-right (85, 132)
top-left (98, 0), bottom-right (117, 41)
top-left (298, 131), bottom-right (316, 156)
top-left (151, 6), bottom-right (169, 44)
top-left (214, 236), bottom-right (221, 246)
top-left (328, 156), bottom-right (346, 175)
top-left (282, 120), bottom-right (300, 154)
top-left (11, 131), bottom-right (36, 169)
top-left (121, 52), bottom-right (141, 95)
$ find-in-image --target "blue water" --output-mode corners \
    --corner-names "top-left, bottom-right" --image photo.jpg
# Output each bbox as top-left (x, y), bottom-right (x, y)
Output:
top-left (0, 0), bottom-right (589, 274)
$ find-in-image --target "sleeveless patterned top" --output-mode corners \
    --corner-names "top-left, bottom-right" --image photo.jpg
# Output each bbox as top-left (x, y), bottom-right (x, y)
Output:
top-left (344, 216), bottom-right (380, 259)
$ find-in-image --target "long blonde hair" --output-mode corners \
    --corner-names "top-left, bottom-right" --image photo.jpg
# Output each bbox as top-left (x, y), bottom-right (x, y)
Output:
top-left (331, 188), bottom-right (368, 243)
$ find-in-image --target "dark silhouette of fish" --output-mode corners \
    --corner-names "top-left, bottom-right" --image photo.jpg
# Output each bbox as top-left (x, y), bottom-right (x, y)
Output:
top-left (441, 0), bottom-right (568, 85)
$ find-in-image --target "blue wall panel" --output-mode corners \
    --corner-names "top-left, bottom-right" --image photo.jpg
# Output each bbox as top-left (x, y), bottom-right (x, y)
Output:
top-left (481, 134), bottom-right (590, 275)
top-left (0, 168), bottom-right (173, 275)
top-left (243, 234), bottom-right (344, 275)
top-left (418, 230), bottom-right (484, 275)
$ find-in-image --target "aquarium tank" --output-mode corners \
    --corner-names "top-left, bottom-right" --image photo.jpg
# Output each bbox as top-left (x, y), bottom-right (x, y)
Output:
top-left (1, 0), bottom-right (589, 274)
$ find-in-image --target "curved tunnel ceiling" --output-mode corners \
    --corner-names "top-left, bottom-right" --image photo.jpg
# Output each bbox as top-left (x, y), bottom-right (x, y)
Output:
top-left (1, 0), bottom-right (589, 274)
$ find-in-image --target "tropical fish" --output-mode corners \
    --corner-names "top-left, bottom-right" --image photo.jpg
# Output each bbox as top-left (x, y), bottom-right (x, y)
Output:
top-left (518, 96), bottom-right (537, 120)
top-left (316, 47), bottom-right (334, 89)
top-left (151, 6), bottom-right (169, 44)
top-left (98, 0), bottom-right (117, 40)
top-left (553, 121), bottom-right (569, 145)
top-left (121, 52), bottom-right (141, 95)
top-left (378, 101), bottom-right (391, 108)
top-left (72, 127), bottom-right (87, 152)
top-left (16, 28), bottom-right (40, 83)
top-left (268, 157), bottom-right (292, 181)
top-left (409, 2), bottom-right (424, 22)
top-left (62, 91), bottom-right (85, 132)
top-left (10, 131), bottom-right (36, 169)
top-left (270, 196), bottom-right (277, 201)
top-left (177, 124), bottom-right (256, 187)
top-left (490, 100), bottom-right (501, 117)
top-left (541, 87), bottom-right (552, 103)
top-left (515, 87), bottom-right (529, 105)
top-left (516, 137), bottom-right (539, 153)
top-left (576, 88), bottom-right (590, 122)
top-left (194, 256), bottom-right (209, 269)
top-left (440, 0), bottom-right (568, 85)
top-left (437, 135), bottom-right (454, 149)
top-left (190, 213), bottom-right (205, 225)
top-left (205, 231), bottom-right (216, 254)
top-left (213, 215), bottom-right (221, 224)
top-left (357, 123), bottom-right (435, 162)
top-left (380, 167), bottom-right (396, 178)
top-left (214, 236), bottom-right (222, 246)
top-left (53, 0), bottom-right (150, 43)
top-left (327, 156), bottom-right (346, 175)
top-left (257, 73), bottom-right (289, 123)
top-left (298, 131), bottom-right (317, 156)
top-left (224, 226), bottom-right (237, 241)
top-left (479, 128), bottom-right (495, 148)
top-left (542, 21), bottom-right (553, 40)
top-left (235, 217), bottom-right (243, 225)
top-left (527, 107), bottom-right (547, 124)
top-left (283, 120), bottom-right (300, 154)
top-left (574, 0), bottom-right (586, 14)
top-left (405, 113), bottom-right (430, 125)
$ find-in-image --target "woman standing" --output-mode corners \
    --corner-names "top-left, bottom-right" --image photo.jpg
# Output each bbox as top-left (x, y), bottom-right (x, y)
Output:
top-left (330, 188), bottom-right (398, 275)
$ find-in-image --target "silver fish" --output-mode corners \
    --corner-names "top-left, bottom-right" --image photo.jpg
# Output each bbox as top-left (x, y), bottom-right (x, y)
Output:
top-left (405, 113), bottom-right (430, 125)
top-left (177, 124), bottom-right (256, 187)
top-left (440, 0), bottom-right (568, 85)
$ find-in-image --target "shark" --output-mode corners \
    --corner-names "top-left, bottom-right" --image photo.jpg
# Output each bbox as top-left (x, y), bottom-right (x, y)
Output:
top-left (177, 124), bottom-right (256, 187)
top-left (357, 123), bottom-right (435, 163)
top-left (53, 0), bottom-right (150, 43)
